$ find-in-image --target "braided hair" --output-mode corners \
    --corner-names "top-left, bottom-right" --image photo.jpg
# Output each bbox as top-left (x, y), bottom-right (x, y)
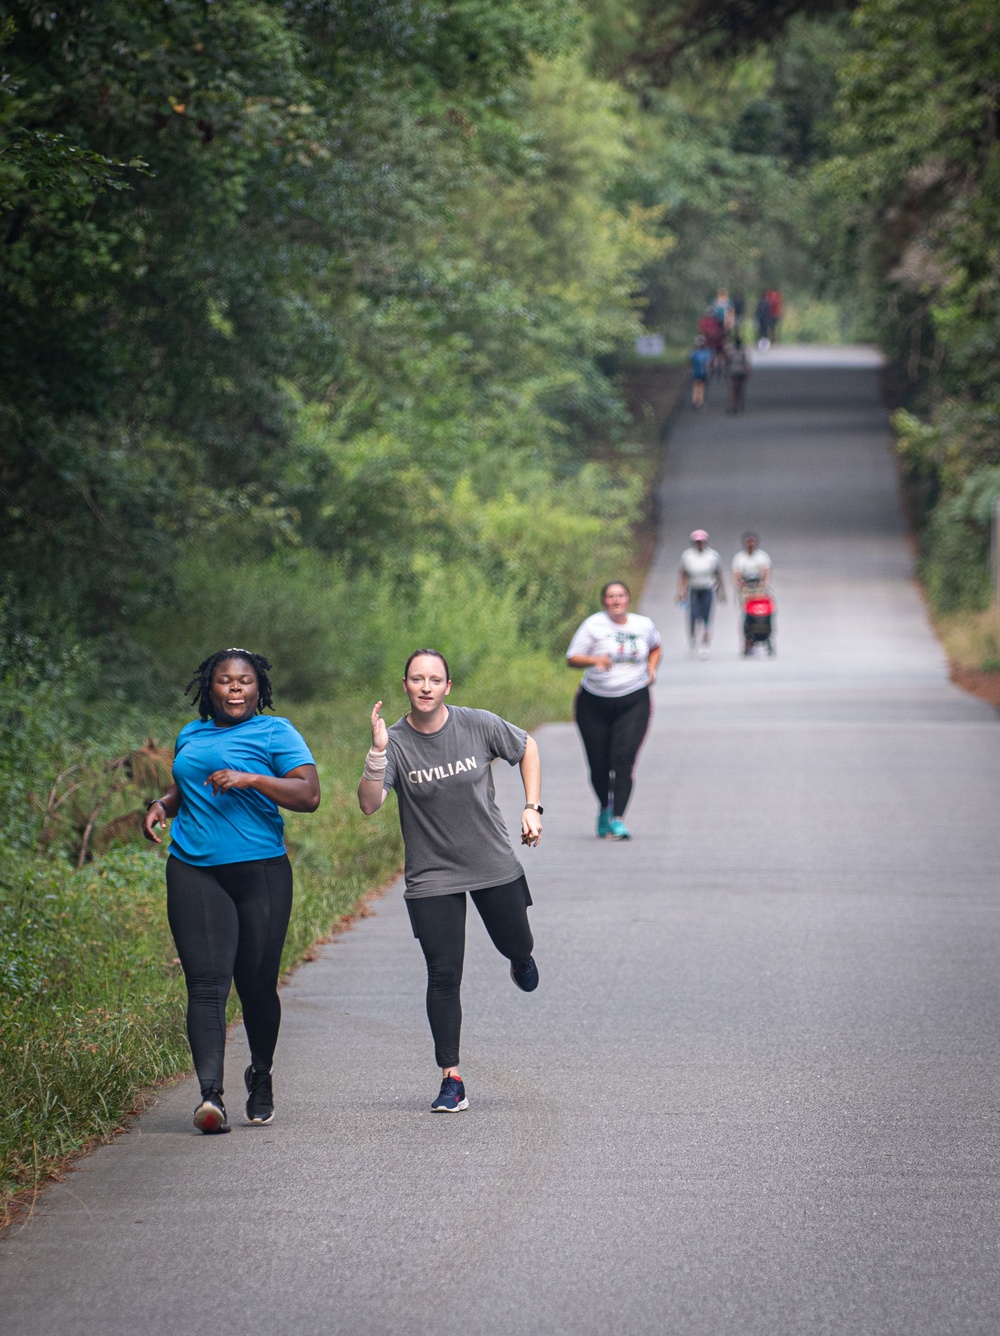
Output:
top-left (186, 648), bottom-right (274, 721)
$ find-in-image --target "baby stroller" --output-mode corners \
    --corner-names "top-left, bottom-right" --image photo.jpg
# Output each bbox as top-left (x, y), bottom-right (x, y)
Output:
top-left (743, 590), bottom-right (775, 656)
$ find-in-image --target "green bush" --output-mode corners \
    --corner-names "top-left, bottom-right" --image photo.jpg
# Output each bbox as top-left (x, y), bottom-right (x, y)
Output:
top-left (920, 467), bottom-right (1000, 614)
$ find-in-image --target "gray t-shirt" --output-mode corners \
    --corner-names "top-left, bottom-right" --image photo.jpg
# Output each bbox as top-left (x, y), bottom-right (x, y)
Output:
top-left (383, 706), bottom-right (527, 899)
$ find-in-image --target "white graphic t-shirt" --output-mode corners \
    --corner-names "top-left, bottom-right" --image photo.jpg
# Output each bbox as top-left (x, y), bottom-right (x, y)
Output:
top-left (383, 707), bottom-right (526, 898)
top-left (566, 612), bottom-right (661, 699)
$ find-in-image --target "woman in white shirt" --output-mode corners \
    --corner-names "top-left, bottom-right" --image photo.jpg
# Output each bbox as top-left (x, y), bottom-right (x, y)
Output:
top-left (676, 529), bottom-right (726, 658)
top-left (566, 582), bottom-right (662, 840)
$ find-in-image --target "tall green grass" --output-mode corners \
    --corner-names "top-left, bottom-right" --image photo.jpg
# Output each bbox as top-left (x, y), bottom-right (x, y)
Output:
top-left (1, 366), bottom-right (677, 1219)
top-left (0, 677), bottom-right (578, 1217)
top-left (0, 712), bottom-right (405, 1216)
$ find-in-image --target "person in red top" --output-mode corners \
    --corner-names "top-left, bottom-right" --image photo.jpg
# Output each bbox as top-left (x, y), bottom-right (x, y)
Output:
top-left (697, 306), bottom-right (724, 355)
top-left (765, 289), bottom-right (783, 342)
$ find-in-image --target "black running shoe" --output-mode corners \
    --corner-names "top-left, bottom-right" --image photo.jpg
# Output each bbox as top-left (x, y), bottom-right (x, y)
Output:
top-left (193, 1088), bottom-right (231, 1134)
top-left (244, 1064), bottom-right (274, 1125)
top-left (431, 1075), bottom-right (469, 1112)
top-left (510, 956), bottom-right (539, 992)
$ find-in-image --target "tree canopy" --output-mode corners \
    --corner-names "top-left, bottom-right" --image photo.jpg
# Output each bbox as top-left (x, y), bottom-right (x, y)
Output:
top-left (2, 0), bottom-right (996, 680)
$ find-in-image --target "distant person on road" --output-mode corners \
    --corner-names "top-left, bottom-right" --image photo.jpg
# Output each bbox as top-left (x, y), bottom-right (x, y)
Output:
top-left (690, 335), bottom-right (713, 409)
top-left (726, 335), bottom-right (750, 414)
top-left (142, 648), bottom-right (321, 1135)
top-left (755, 292), bottom-right (773, 349)
top-left (713, 287), bottom-right (735, 332)
top-left (765, 288), bottom-right (783, 342)
top-left (358, 649), bottom-right (541, 1115)
top-left (698, 305), bottom-right (723, 348)
top-left (566, 581), bottom-right (662, 841)
top-left (731, 534), bottom-right (774, 654)
top-left (731, 532), bottom-right (772, 596)
top-left (677, 531), bottom-right (726, 657)
top-left (732, 533), bottom-right (775, 656)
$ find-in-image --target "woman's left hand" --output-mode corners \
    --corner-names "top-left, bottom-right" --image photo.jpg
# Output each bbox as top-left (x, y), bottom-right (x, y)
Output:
top-left (521, 808), bottom-right (543, 847)
top-left (205, 769), bottom-right (256, 795)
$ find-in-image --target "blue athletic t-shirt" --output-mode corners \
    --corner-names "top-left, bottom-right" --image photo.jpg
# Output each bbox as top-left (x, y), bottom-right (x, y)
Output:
top-left (169, 715), bottom-right (315, 867)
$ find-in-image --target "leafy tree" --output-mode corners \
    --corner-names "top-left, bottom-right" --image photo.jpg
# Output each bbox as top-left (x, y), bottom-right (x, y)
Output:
top-left (821, 0), bottom-right (1000, 607)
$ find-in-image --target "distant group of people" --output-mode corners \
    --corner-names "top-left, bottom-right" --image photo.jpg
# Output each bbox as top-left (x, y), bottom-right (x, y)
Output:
top-left (755, 288), bottom-right (783, 349)
top-left (690, 285), bottom-right (783, 412)
top-left (676, 529), bottom-right (772, 657)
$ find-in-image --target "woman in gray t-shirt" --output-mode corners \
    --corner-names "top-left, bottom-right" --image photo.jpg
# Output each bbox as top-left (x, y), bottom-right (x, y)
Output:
top-left (358, 649), bottom-right (543, 1114)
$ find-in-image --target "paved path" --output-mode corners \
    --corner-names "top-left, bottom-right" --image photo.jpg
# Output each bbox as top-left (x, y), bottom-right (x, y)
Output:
top-left (6, 349), bottom-right (1000, 1336)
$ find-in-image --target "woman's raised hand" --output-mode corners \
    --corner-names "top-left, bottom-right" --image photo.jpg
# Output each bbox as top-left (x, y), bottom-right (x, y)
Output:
top-left (371, 701), bottom-right (389, 751)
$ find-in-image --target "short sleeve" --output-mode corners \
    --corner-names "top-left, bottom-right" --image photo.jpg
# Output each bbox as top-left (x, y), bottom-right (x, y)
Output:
top-left (647, 620), bottom-right (662, 649)
top-left (483, 712), bottom-right (527, 766)
top-left (383, 740), bottom-right (398, 793)
top-left (267, 718), bottom-right (315, 775)
top-left (566, 617), bottom-right (596, 660)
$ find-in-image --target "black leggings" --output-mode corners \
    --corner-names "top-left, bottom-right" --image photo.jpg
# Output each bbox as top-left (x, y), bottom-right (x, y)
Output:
top-left (406, 876), bottom-right (534, 1069)
top-left (574, 685), bottom-right (651, 817)
top-left (166, 854), bottom-right (293, 1093)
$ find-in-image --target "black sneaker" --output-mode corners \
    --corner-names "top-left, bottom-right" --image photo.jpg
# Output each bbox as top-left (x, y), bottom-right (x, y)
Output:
top-left (193, 1088), bottom-right (230, 1134)
top-left (510, 956), bottom-right (539, 992)
top-left (244, 1064), bottom-right (274, 1125)
top-left (430, 1075), bottom-right (469, 1112)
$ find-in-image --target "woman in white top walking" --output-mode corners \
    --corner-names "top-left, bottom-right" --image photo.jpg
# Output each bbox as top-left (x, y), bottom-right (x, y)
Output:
top-left (677, 530), bottom-right (726, 657)
top-left (566, 582), bottom-right (662, 840)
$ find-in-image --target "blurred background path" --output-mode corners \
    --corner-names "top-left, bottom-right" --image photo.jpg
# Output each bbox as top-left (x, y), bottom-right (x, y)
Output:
top-left (5, 348), bottom-right (1000, 1336)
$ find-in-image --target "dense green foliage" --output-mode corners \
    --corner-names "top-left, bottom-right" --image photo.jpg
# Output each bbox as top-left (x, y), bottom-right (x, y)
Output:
top-left (1, 0), bottom-right (660, 677)
top-left (819, 0), bottom-right (1000, 612)
top-left (0, 0), bottom-right (649, 1210)
top-left (5, 0), bottom-right (998, 1208)
top-left (0, 710), bottom-right (405, 1211)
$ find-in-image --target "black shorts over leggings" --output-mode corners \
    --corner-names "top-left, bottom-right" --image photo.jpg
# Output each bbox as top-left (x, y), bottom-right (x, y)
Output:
top-left (406, 875), bottom-right (534, 1069)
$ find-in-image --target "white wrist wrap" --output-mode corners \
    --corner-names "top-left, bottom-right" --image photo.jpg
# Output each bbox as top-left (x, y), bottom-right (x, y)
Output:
top-left (362, 747), bottom-right (388, 782)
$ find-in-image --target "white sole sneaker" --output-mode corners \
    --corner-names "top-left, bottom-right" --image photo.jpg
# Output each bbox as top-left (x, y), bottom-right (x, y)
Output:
top-left (193, 1098), bottom-right (230, 1134)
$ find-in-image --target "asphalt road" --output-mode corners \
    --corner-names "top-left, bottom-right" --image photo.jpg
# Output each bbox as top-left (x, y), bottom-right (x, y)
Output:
top-left (5, 347), bottom-right (1000, 1336)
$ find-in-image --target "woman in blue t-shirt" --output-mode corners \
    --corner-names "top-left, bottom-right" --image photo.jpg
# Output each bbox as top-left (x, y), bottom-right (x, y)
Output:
top-left (142, 648), bottom-right (320, 1134)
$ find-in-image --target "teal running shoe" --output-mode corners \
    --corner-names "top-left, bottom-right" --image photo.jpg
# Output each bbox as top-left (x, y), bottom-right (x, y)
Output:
top-left (609, 817), bottom-right (631, 840)
top-left (597, 806), bottom-right (613, 838)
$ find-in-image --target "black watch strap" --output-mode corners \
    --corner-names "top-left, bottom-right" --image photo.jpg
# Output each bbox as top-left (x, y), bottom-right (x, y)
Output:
top-left (523, 803), bottom-right (543, 815)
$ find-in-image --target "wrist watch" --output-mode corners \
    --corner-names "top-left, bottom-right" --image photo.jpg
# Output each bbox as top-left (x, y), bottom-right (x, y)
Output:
top-left (523, 803), bottom-right (544, 814)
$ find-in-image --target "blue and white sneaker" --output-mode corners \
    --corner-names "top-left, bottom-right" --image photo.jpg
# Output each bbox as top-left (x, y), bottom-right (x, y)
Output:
top-left (431, 1075), bottom-right (469, 1113)
top-left (609, 817), bottom-right (631, 840)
